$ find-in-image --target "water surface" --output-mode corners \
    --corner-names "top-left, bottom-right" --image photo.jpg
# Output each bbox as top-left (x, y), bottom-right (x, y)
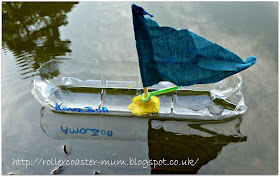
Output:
top-left (2, 2), bottom-right (278, 174)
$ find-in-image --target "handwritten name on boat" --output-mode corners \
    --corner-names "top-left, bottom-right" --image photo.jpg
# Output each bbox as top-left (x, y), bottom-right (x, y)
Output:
top-left (55, 103), bottom-right (109, 113)
top-left (61, 125), bottom-right (113, 137)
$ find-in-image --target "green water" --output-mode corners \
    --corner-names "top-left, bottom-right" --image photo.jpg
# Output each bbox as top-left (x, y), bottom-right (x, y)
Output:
top-left (2, 2), bottom-right (278, 174)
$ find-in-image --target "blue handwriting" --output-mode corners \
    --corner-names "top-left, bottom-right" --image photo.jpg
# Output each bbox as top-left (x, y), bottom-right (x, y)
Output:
top-left (61, 125), bottom-right (113, 137)
top-left (55, 103), bottom-right (109, 113)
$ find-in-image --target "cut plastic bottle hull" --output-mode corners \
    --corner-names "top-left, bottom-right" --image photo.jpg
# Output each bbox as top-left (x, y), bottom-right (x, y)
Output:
top-left (31, 59), bottom-right (247, 120)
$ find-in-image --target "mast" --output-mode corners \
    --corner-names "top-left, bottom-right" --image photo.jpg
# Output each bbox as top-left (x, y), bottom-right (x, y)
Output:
top-left (144, 87), bottom-right (149, 99)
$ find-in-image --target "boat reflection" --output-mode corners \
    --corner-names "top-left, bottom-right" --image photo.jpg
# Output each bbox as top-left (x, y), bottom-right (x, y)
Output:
top-left (148, 118), bottom-right (246, 173)
top-left (40, 107), bottom-right (246, 174)
top-left (2, 2), bottom-right (78, 79)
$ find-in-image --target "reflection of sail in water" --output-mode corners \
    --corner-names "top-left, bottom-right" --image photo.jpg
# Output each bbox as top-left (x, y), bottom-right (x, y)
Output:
top-left (2, 2), bottom-right (78, 79)
top-left (148, 118), bottom-right (246, 174)
top-left (40, 108), bottom-right (246, 173)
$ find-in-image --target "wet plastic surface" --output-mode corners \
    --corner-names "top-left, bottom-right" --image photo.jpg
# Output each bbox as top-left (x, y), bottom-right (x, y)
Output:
top-left (31, 59), bottom-right (247, 120)
top-left (40, 107), bottom-right (246, 141)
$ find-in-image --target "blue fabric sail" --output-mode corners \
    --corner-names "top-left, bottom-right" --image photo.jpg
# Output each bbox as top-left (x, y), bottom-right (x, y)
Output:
top-left (131, 4), bottom-right (257, 87)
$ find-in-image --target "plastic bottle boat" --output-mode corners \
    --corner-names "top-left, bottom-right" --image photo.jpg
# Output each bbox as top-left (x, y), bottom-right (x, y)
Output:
top-left (31, 58), bottom-right (248, 120)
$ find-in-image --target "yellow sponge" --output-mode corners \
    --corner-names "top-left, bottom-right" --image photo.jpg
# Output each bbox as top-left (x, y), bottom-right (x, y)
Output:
top-left (128, 95), bottom-right (160, 115)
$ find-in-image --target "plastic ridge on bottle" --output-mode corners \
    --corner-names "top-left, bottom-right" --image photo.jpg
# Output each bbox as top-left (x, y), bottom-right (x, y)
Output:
top-left (31, 58), bottom-right (248, 120)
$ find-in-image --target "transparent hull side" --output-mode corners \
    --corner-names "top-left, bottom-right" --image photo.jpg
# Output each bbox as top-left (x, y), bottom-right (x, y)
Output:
top-left (31, 59), bottom-right (247, 120)
top-left (40, 107), bottom-right (246, 141)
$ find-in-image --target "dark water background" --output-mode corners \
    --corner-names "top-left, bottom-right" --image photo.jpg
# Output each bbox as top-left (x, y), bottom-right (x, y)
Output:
top-left (2, 2), bottom-right (278, 174)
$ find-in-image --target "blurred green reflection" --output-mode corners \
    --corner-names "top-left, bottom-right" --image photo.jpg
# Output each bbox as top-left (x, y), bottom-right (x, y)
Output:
top-left (2, 2), bottom-right (78, 79)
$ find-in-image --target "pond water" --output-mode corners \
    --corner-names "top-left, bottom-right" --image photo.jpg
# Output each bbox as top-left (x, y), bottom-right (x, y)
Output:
top-left (2, 2), bottom-right (278, 174)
